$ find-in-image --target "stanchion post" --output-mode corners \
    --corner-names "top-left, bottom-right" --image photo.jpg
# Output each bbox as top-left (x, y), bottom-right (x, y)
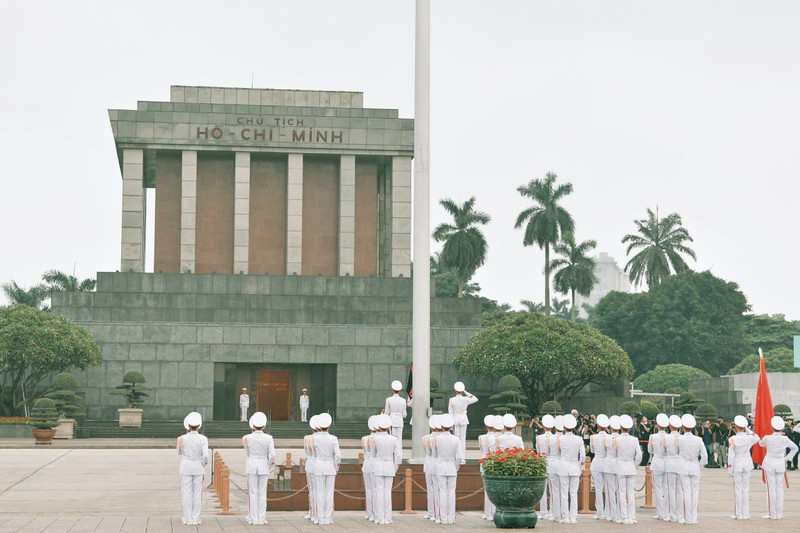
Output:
top-left (217, 466), bottom-right (232, 515)
top-left (285, 453), bottom-right (292, 470)
top-left (643, 466), bottom-right (655, 509)
top-left (579, 456), bottom-right (592, 514)
top-left (401, 468), bottom-right (416, 514)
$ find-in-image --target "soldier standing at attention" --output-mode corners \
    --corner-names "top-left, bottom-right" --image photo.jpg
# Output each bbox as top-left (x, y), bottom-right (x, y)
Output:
top-left (548, 415), bottom-right (565, 523)
top-left (727, 414), bottom-right (761, 520)
top-left (303, 415), bottom-right (318, 523)
top-left (435, 414), bottom-right (464, 525)
top-left (243, 411), bottom-right (276, 526)
top-left (311, 413), bottom-right (340, 525)
top-left (385, 380), bottom-right (408, 448)
top-left (362, 416), bottom-right (377, 522)
top-left (177, 412), bottom-right (208, 526)
top-left (497, 414), bottom-right (525, 450)
top-left (678, 414), bottom-right (707, 525)
top-left (648, 413), bottom-right (670, 520)
top-left (603, 416), bottom-right (621, 524)
top-left (664, 415), bottom-right (682, 523)
top-left (299, 388), bottom-right (310, 422)
top-left (758, 416), bottom-right (798, 520)
top-left (558, 413), bottom-right (586, 524)
top-left (422, 415), bottom-right (439, 522)
top-left (449, 381), bottom-right (478, 461)
top-left (590, 414), bottom-right (609, 521)
top-left (479, 415), bottom-right (499, 521)
top-left (616, 415), bottom-right (642, 525)
top-left (536, 414), bottom-right (556, 520)
top-left (372, 414), bottom-right (402, 525)
top-left (239, 388), bottom-right (250, 422)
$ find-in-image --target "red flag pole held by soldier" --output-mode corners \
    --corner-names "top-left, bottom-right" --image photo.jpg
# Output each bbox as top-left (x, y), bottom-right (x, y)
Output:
top-left (752, 348), bottom-right (774, 483)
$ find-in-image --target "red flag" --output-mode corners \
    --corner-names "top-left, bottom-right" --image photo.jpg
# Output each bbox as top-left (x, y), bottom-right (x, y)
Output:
top-left (751, 349), bottom-right (773, 467)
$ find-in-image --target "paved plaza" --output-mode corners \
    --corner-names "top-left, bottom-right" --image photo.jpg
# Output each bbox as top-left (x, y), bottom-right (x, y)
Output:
top-left (1, 441), bottom-right (799, 532)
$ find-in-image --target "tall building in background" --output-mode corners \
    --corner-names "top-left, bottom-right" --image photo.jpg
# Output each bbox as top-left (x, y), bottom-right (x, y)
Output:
top-left (576, 252), bottom-right (631, 312)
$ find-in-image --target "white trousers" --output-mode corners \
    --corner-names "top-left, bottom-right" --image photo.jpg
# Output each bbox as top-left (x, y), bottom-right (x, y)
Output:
top-left (180, 474), bottom-right (203, 524)
top-left (591, 470), bottom-right (605, 518)
top-left (429, 468), bottom-right (441, 521)
top-left (390, 426), bottom-right (403, 448)
top-left (374, 475), bottom-right (393, 524)
top-left (604, 472), bottom-right (619, 522)
top-left (618, 474), bottom-right (636, 522)
top-left (549, 471), bottom-right (562, 520)
top-left (483, 477), bottom-right (495, 518)
top-left (732, 470), bottom-right (751, 518)
top-left (652, 470), bottom-right (666, 519)
top-left (765, 469), bottom-right (784, 519)
top-left (301, 407), bottom-right (308, 422)
top-left (559, 474), bottom-right (579, 521)
top-left (679, 473), bottom-right (699, 524)
top-left (666, 472), bottom-right (682, 521)
top-left (437, 474), bottom-right (457, 524)
top-left (240, 405), bottom-right (248, 421)
top-left (247, 473), bottom-right (268, 524)
top-left (425, 472), bottom-right (435, 518)
top-left (453, 424), bottom-right (467, 459)
top-left (539, 475), bottom-right (549, 516)
top-left (307, 472), bottom-right (316, 519)
top-left (314, 474), bottom-right (336, 523)
top-left (363, 471), bottom-right (374, 519)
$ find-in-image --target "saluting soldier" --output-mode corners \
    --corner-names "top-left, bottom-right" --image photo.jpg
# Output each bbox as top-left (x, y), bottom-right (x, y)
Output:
top-left (536, 414), bottom-right (556, 520)
top-left (678, 414), bottom-right (707, 525)
top-left (423, 415), bottom-right (439, 521)
top-left (311, 413), bottom-right (340, 525)
top-left (728, 414), bottom-right (761, 520)
top-left (590, 414), bottom-right (610, 521)
top-left (559, 413), bottom-right (586, 524)
top-left (361, 415), bottom-right (377, 522)
top-left (479, 414), bottom-right (499, 521)
top-left (648, 413), bottom-right (670, 520)
top-left (385, 380), bottom-right (408, 447)
top-left (617, 414), bottom-right (642, 525)
top-left (177, 412), bottom-right (208, 526)
top-left (372, 414), bottom-right (402, 525)
top-left (243, 411), bottom-right (276, 526)
top-left (758, 415), bottom-right (798, 519)
top-left (603, 415), bottom-right (621, 523)
top-left (435, 414), bottom-right (464, 525)
top-left (449, 381), bottom-right (478, 461)
top-left (304, 415), bottom-right (319, 522)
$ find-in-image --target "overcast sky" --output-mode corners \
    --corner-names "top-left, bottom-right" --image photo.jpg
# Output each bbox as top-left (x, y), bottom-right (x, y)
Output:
top-left (2, 1), bottom-right (799, 319)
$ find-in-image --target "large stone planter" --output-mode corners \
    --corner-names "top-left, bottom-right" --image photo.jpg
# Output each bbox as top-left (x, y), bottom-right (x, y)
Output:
top-left (54, 418), bottom-right (75, 439)
top-left (483, 475), bottom-right (547, 529)
top-left (118, 408), bottom-right (143, 428)
top-left (32, 428), bottom-right (57, 445)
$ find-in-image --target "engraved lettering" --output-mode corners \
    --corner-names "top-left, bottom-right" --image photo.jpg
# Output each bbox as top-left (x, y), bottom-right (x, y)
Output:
top-left (241, 128), bottom-right (251, 140)
top-left (292, 130), bottom-right (306, 142)
top-left (331, 131), bottom-right (343, 143)
top-left (253, 129), bottom-right (266, 141)
top-left (316, 130), bottom-right (327, 143)
top-left (196, 127), bottom-right (209, 139)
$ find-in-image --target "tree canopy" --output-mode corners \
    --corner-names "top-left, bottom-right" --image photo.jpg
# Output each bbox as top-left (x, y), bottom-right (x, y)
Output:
top-left (728, 348), bottom-right (798, 374)
top-left (453, 312), bottom-right (634, 415)
top-left (594, 271), bottom-right (749, 376)
top-left (743, 314), bottom-right (799, 355)
top-left (633, 364), bottom-right (712, 394)
top-left (0, 305), bottom-right (102, 415)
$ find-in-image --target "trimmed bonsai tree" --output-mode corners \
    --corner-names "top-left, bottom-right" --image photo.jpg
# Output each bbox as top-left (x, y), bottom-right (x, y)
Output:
top-left (30, 398), bottom-right (59, 430)
top-left (674, 391), bottom-right (704, 414)
top-left (489, 375), bottom-right (530, 419)
top-left (540, 400), bottom-right (562, 416)
top-left (44, 372), bottom-right (85, 420)
top-left (640, 399), bottom-right (659, 420)
top-left (110, 371), bottom-right (152, 408)
top-left (619, 401), bottom-right (639, 417)
top-left (430, 378), bottom-right (445, 409)
top-left (774, 404), bottom-right (793, 419)
top-left (694, 403), bottom-right (718, 422)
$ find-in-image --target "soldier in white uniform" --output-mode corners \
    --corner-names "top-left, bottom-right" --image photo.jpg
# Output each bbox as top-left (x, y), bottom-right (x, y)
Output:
top-left (299, 388), bottom-right (310, 422)
top-left (603, 415), bottom-right (620, 523)
top-left (647, 413), bottom-right (670, 520)
top-left (590, 414), bottom-right (609, 521)
top-left (177, 412), bottom-right (208, 526)
top-left (372, 414), bottom-right (402, 525)
top-left (311, 413), bottom-right (340, 525)
top-left (536, 414), bottom-right (556, 520)
top-left (548, 415), bottom-right (565, 522)
top-left (423, 415), bottom-right (439, 521)
top-left (385, 380), bottom-right (408, 447)
top-left (239, 388), bottom-right (250, 421)
top-left (617, 414), bottom-right (642, 525)
top-left (759, 416), bottom-right (798, 520)
top-left (449, 381), bottom-right (478, 461)
top-left (678, 413), bottom-right (707, 525)
top-left (559, 413), bottom-right (586, 524)
top-left (479, 414), bottom-right (499, 520)
top-left (304, 415), bottom-right (319, 522)
top-left (435, 414), bottom-right (464, 524)
top-left (727, 414), bottom-right (761, 520)
top-left (664, 414), bottom-right (682, 523)
top-left (243, 411), bottom-right (277, 526)
top-left (497, 413), bottom-right (525, 450)
top-left (362, 416), bottom-right (377, 522)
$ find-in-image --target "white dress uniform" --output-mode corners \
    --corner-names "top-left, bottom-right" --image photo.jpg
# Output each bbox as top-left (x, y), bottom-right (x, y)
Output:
top-left (385, 384), bottom-right (408, 446)
top-left (177, 413), bottom-right (208, 526)
top-left (549, 418), bottom-right (565, 522)
top-left (590, 414), bottom-right (609, 520)
top-left (243, 414), bottom-right (277, 526)
top-left (664, 417), bottom-right (682, 523)
top-left (239, 391), bottom-right (250, 421)
top-left (312, 416), bottom-right (341, 525)
top-left (616, 416), bottom-right (643, 525)
top-left (647, 417), bottom-right (669, 520)
top-left (602, 422), bottom-right (620, 523)
top-left (304, 417), bottom-right (318, 522)
top-left (449, 382), bottom-right (478, 459)
top-left (423, 416), bottom-right (438, 521)
top-left (727, 416), bottom-right (761, 520)
top-left (362, 417), bottom-right (377, 521)
top-left (434, 417), bottom-right (464, 525)
top-left (558, 415), bottom-right (586, 524)
top-left (677, 415), bottom-right (707, 525)
top-left (496, 415), bottom-right (525, 451)
top-left (372, 417), bottom-right (402, 525)
top-left (759, 416), bottom-right (799, 519)
top-left (536, 414), bottom-right (555, 519)
top-left (299, 392), bottom-right (309, 422)
top-left (478, 419), bottom-right (499, 520)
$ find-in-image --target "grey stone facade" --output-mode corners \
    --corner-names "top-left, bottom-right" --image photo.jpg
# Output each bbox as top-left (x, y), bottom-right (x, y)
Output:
top-left (690, 372), bottom-right (800, 420)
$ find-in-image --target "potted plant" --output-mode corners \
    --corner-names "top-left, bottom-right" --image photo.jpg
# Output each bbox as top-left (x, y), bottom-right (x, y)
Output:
top-left (110, 371), bottom-right (152, 427)
top-left (490, 375), bottom-right (530, 435)
top-left (30, 397), bottom-right (59, 445)
top-left (481, 447), bottom-right (548, 528)
top-left (44, 372), bottom-right (85, 439)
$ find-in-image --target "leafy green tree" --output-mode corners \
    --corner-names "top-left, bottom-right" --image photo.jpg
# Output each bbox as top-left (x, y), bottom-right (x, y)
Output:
top-left (42, 270), bottom-right (96, 293)
top-left (595, 271), bottom-right (749, 376)
top-left (619, 401), bottom-right (639, 416)
top-left (110, 371), bottom-right (152, 408)
top-left (519, 300), bottom-right (544, 313)
top-left (694, 403), bottom-right (718, 421)
top-left (549, 233), bottom-right (598, 322)
top-left (432, 197), bottom-right (491, 298)
top-left (550, 298), bottom-right (571, 320)
top-left (675, 392), bottom-right (704, 414)
top-left (633, 364), bottom-right (712, 394)
top-left (0, 305), bottom-right (102, 416)
top-left (622, 207), bottom-right (696, 288)
top-left (480, 298), bottom-right (519, 328)
top-left (729, 348), bottom-right (798, 374)
top-left (2, 281), bottom-right (48, 309)
top-left (514, 172), bottom-right (575, 316)
top-left (540, 400), bottom-right (562, 416)
top-left (640, 399), bottom-right (659, 420)
top-left (454, 312), bottom-right (634, 415)
top-left (743, 314), bottom-right (799, 355)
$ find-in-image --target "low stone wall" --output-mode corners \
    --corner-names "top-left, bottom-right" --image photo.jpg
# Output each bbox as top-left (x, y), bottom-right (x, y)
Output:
top-left (690, 372), bottom-right (800, 420)
top-left (0, 424), bottom-right (31, 438)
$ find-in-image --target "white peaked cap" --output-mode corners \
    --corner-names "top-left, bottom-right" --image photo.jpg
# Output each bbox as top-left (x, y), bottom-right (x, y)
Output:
top-left (183, 414), bottom-right (190, 430)
top-left (391, 380), bottom-right (403, 391)
top-left (309, 415), bottom-right (319, 430)
top-left (492, 416), bottom-right (505, 431)
top-left (681, 414), bottom-right (696, 429)
top-left (669, 415), bottom-right (682, 428)
top-left (554, 415), bottom-right (565, 432)
top-left (771, 416), bottom-right (785, 431)
top-left (454, 381), bottom-right (465, 392)
top-left (656, 413), bottom-right (670, 428)
top-left (596, 414), bottom-right (610, 428)
top-left (620, 414), bottom-right (634, 429)
top-left (563, 413), bottom-right (577, 430)
top-left (542, 414), bottom-right (556, 428)
top-left (318, 413), bottom-right (333, 428)
top-left (609, 415), bottom-right (621, 430)
top-left (734, 415), bottom-right (748, 428)
top-left (186, 412), bottom-right (202, 428)
top-left (380, 414), bottom-right (393, 429)
top-left (440, 414), bottom-right (455, 428)
top-left (368, 415), bottom-right (377, 431)
top-left (484, 415), bottom-right (494, 426)
top-left (428, 415), bottom-right (438, 430)
top-left (249, 412), bottom-right (267, 429)
top-left (502, 414), bottom-right (517, 428)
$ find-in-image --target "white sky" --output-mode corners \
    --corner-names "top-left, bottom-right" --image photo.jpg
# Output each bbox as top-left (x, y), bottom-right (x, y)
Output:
top-left (1, 1), bottom-right (799, 319)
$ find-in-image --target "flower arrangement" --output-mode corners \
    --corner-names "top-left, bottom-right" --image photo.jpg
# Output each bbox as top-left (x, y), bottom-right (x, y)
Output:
top-left (0, 416), bottom-right (30, 425)
top-left (481, 447), bottom-right (547, 477)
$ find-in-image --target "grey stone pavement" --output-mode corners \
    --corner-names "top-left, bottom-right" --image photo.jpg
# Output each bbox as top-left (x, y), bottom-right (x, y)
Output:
top-left (1, 439), bottom-right (799, 532)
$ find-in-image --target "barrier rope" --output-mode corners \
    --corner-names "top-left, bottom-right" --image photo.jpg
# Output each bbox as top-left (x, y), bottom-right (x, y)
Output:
top-left (456, 487), bottom-right (486, 501)
top-left (268, 485), bottom-right (310, 502)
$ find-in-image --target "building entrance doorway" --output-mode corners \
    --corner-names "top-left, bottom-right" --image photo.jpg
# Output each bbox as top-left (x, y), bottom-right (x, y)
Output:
top-left (257, 370), bottom-right (290, 421)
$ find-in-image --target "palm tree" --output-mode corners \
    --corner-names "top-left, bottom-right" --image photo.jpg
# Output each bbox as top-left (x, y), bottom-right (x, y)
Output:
top-left (519, 299), bottom-right (545, 313)
top-left (622, 207), bottom-right (696, 288)
top-left (514, 172), bottom-right (575, 316)
top-left (2, 281), bottom-right (48, 309)
top-left (42, 270), bottom-right (96, 292)
top-left (549, 233), bottom-right (598, 322)
top-left (432, 197), bottom-right (491, 298)
top-left (551, 298), bottom-right (572, 319)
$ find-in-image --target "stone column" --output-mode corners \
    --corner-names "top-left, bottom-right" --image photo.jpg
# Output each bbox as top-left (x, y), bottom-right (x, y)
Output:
top-left (120, 148), bottom-right (145, 272)
top-left (180, 150), bottom-right (197, 273)
top-left (286, 154), bottom-right (303, 275)
top-left (234, 152), bottom-right (251, 274)
top-left (391, 156), bottom-right (412, 278)
top-left (338, 155), bottom-right (356, 276)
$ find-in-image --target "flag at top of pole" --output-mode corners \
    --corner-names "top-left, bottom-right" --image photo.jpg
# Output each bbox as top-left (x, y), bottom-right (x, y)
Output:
top-left (752, 347), bottom-right (774, 467)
